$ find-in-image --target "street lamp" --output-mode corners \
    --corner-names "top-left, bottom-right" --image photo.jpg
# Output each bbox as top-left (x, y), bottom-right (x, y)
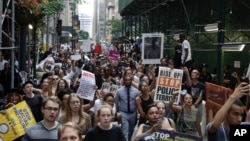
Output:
top-left (70, 2), bottom-right (76, 49)
top-left (28, 24), bottom-right (33, 78)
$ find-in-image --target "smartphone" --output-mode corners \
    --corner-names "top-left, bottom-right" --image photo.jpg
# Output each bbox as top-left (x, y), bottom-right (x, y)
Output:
top-left (157, 118), bottom-right (162, 125)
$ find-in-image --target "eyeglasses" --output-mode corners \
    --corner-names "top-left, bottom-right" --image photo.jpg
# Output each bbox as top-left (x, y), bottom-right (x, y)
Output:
top-left (44, 107), bottom-right (59, 112)
top-left (70, 101), bottom-right (80, 104)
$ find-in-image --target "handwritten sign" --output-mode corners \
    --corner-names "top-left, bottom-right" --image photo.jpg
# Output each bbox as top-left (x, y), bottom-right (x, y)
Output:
top-left (0, 101), bottom-right (36, 141)
top-left (154, 67), bottom-right (183, 104)
top-left (77, 70), bottom-right (96, 101)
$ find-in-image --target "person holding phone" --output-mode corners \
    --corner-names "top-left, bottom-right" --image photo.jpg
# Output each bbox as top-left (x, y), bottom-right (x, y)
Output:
top-left (133, 104), bottom-right (174, 141)
top-left (206, 83), bottom-right (250, 141)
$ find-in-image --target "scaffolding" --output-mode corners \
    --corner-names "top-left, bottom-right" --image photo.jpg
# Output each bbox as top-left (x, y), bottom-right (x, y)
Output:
top-left (0, 0), bottom-right (16, 88)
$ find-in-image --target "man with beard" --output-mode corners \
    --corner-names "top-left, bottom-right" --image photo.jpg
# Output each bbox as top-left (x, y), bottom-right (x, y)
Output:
top-left (115, 75), bottom-right (140, 141)
top-left (22, 96), bottom-right (61, 141)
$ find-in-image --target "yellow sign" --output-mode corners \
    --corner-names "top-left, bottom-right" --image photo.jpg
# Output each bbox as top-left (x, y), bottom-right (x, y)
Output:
top-left (0, 101), bottom-right (36, 141)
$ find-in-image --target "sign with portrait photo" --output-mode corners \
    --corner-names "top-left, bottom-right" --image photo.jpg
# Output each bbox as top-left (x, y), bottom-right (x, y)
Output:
top-left (142, 33), bottom-right (164, 64)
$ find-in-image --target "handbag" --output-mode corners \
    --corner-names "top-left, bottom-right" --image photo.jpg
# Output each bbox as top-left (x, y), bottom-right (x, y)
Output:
top-left (177, 107), bottom-right (188, 133)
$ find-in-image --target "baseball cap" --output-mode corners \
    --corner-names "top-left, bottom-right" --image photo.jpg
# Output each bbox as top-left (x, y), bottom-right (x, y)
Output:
top-left (22, 80), bottom-right (34, 89)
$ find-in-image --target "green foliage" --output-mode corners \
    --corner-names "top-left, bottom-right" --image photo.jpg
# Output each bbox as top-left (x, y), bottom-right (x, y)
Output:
top-left (74, 0), bottom-right (86, 4)
top-left (106, 19), bottom-right (122, 39)
top-left (41, 0), bottom-right (65, 16)
top-left (79, 30), bottom-right (89, 39)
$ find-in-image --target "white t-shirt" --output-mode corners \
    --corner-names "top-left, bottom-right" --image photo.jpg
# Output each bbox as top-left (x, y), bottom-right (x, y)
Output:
top-left (0, 60), bottom-right (8, 71)
top-left (181, 40), bottom-right (192, 63)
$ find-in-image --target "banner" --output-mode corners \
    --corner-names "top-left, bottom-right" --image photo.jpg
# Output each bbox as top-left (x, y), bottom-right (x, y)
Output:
top-left (140, 129), bottom-right (200, 141)
top-left (0, 101), bottom-right (36, 141)
top-left (154, 67), bottom-right (183, 104)
top-left (77, 70), bottom-right (96, 101)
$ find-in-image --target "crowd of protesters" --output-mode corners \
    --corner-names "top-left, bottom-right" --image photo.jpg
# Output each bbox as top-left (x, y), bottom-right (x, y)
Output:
top-left (0, 34), bottom-right (249, 141)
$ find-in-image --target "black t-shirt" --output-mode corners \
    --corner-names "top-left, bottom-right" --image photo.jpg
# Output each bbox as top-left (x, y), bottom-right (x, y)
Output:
top-left (85, 125), bottom-right (126, 141)
top-left (23, 94), bottom-right (43, 122)
top-left (187, 81), bottom-right (205, 103)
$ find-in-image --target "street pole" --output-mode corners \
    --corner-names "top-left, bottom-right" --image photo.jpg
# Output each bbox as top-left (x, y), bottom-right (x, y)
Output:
top-left (11, 0), bottom-right (15, 88)
top-left (0, 0), bottom-right (3, 49)
top-left (46, 15), bottom-right (50, 50)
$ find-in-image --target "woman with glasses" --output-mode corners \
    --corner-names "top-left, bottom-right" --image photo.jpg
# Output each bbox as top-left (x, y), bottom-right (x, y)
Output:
top-left (59, 94), bottom-right (92, 140)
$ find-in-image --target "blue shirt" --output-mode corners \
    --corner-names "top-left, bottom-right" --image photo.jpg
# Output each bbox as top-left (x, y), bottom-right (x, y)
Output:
top-left (115, 86), bottom-right (140, 113)
top-left (206, 122), bottom-right (229, 141)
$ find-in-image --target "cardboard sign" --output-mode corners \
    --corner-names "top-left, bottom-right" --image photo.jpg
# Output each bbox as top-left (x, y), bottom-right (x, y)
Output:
top-left (205, 82), bottom-right (233, 124)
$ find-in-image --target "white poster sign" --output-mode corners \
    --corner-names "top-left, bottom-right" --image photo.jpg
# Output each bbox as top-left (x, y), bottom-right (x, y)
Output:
top-left (77, 70), bottom-right (96, 100)
top-left (80, 40), bottom-right (91, 52)
top-left (154, 67), bottom-right (183, 104)
top-left (142, 33), bottom-right (164, 64)
top-left (70, 54), bottom-right (81, 61)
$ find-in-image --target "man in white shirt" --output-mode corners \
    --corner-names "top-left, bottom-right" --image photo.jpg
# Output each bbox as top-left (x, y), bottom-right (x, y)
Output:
top-left (0, 53), bottom-right (8, 71)
top-left (180, 33), bottom-right (192, 69)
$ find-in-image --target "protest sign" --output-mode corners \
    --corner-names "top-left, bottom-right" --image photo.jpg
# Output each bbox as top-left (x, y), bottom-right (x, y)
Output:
top-left (108, 50), bottom-right (120, 61)
top-left (70, 54), bottom-right (81, 61)
top-left (110, 84), bottom-right (119, 96)
top-left (0, 101), bottom-right (36, 141)
top-left (205, 82), bottom-right (233, 124)
top-left (139, 129), bottom-right (200, 141)
top-left (154, 67), bottom-right (183, 104)
top-left (80, 39), bottom-right (91, 52)
top-left (77, 70), bottom-right (96, 101)
top-left (174, 131), bottom-right (201, 141)
top-left (141, 33), bottom-right (164, 64)
top-left (101, 82), bottom-right (119, 96)
top-left (101, 82), bottom-right (110, 91)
